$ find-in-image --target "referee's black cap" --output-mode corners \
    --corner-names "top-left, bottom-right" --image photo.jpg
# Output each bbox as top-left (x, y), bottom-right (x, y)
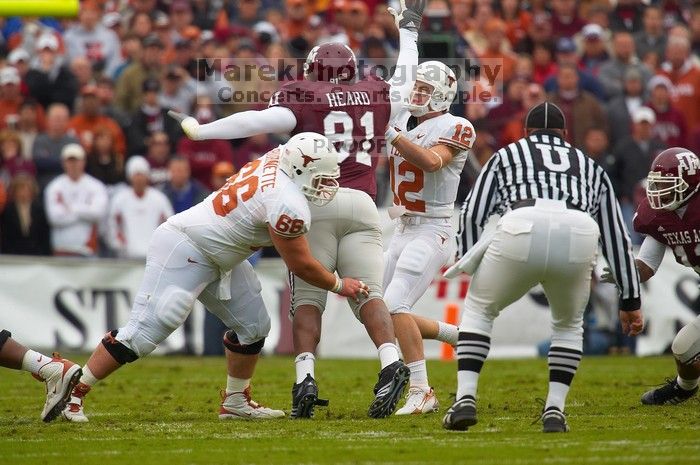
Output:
top-left (524, 101), bottom-right (566, 130)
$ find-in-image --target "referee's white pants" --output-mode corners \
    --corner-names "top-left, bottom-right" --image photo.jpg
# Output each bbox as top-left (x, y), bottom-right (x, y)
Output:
top-left (460, 199), bottom-right (600, 351)
top-left (116, 223), bottom-right (270, 357)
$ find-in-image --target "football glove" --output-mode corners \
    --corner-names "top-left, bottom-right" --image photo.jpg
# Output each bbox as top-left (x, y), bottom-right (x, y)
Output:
top-left (387, 0), bottom-right (426, 33)
top-left (600, 266), bottom-right (618, 287)
top-left (168, 110), bottom-right (201, 140)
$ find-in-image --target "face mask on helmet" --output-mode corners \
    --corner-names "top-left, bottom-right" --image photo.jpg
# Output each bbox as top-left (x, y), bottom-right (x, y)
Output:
top-left (406, 62), bottom-right (458, 117)
top-left (646, 171), bottom-right (691, 210)
top-left (279, 133), bottom-right (341, 207)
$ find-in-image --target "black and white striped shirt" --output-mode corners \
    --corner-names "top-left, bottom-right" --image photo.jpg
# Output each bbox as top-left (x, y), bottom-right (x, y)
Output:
top-left (457, 130), bottom-right (641, 309)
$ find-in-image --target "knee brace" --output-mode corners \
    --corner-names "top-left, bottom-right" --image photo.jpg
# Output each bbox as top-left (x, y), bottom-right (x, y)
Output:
top-left (102, 330), bottom-right (139, 364)
top-left (222, 330), bottom-right (265, 355)
top-left (672, 321), bottom-right (700, 365)
top-left (0, 329), bottom-right (10, 351)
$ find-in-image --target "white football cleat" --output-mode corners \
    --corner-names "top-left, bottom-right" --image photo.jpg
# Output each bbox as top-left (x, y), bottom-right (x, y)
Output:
top-left (38, 353), bottom-right (82, 422)
top-left (395, 386), bottom-right (439, 415)
top-left (62, 383), bottom-right (91, 423)
top-left (219, 387), bottom-right (285, 420)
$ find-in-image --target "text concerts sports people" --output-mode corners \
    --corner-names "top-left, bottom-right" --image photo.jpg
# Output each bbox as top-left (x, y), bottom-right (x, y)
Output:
top-left (61, 133), bottom-right (369, 422)
top-left (171, 0), bottom-right (428, 419)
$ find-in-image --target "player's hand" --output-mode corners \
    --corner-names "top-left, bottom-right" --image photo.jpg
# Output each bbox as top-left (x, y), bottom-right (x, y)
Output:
top-left (168, 110), bottom-right (200, 140)
top-left (619, 309), bottom-right (644, 336)
top-left (334, 278), bottom-right (370, 302)
top-left (600, 266), bottom-right (618, 287)
top-left (387, 0), bottom-right (426, 32)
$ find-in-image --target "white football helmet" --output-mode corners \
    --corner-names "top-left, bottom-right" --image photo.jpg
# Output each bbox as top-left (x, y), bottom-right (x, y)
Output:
top-left (407, 61), bottom-right (458, 117)
top-left (279, 132), bottom-right (341, 206)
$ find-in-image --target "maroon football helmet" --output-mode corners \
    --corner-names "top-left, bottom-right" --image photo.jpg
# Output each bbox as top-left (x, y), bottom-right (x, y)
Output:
top-left (646, 147), bottom-right (700, 210)
top-left (303, 43), bottom-right (357, 83)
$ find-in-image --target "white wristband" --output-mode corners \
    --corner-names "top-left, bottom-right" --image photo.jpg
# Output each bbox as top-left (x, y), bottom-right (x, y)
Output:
top-left (331, 276), bottom-right (343, 294)
top-left (385, 127), bottom-right (402, 146)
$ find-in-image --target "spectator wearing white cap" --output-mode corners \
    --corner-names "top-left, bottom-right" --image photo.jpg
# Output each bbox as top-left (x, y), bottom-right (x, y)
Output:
top-left (107, 156), bottom-right (173, 259)
top-left (611, 106), bottom-right (666, 240)
top-left (63, 2), bottom-right (123, 77)
top-left (7, 48), bottom-right (31, 81)
top-left (646, 75), bottom-right (688, 148)
top-left (25, 33), bottom-right (78, 111)
top-left (44, 143), bottom-right (108, 256)
top-left (577, 24), bottom-right (610, 77)
top-left (0, 67), bottom-right (42, 131)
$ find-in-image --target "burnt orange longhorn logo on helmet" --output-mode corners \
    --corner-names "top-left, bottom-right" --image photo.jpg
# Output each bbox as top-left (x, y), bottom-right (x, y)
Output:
top-left (300, 151), bottom-right (321, 167)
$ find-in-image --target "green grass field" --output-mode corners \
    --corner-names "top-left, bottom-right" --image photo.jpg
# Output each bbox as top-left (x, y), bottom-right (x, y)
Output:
top-left (1, 355), bottom-right (699, 465)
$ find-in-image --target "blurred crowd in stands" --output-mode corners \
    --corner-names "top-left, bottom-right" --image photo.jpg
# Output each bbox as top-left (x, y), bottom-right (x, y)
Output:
top-left (0, 0), bottom-right (698, 260)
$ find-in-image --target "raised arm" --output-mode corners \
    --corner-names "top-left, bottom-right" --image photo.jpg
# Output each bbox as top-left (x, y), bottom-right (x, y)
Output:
top-left (170, 106), bottom-right (298, 141)
top-left (386, 1), bottom-right (425, 121)
top-left (388, 29), bottom-right (419, 121)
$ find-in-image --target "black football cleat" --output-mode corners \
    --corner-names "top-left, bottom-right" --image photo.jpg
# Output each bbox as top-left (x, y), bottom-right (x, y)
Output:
top-left (442, 395), bottom-right (477, 431)
top-left (368, 361), bottom-right (410, 418)
top-left (291, 374), bottom-right (328, 419)
top-left (641, 378), bottom-right (699, 405)
top-left (541, 406), bottom-right (569, 433)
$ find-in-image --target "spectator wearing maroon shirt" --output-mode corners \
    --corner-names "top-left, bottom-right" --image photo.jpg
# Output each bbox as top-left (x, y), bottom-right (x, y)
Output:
top-left (647, 75), bottom-right (688, 148)
top-left (145, 131), bottom-right (172, 187)
top-left (0, 129), bottom-right (35, 187)
top-left (176, 96), bottom-right (234, 189)
top-left (609, 0), bottom-right (644, 33)
top-left (550, 0), bottom-right (585, 40)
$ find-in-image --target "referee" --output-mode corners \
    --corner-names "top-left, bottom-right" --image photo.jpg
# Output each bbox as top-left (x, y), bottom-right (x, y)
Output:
top-left (442, 102), bottom-right (644, 433)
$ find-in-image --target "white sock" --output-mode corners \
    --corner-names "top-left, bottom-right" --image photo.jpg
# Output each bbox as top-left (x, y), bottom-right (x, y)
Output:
top-left (545, 381), bottom-right (569, 411)
top-left (407, 360), bottom-right (429, 389)
top-left (80, 365), bottom-right (99, 387)
top-left (436, 321), bottom-right (459, 345)
top-left (226, 376), bottom-right (250, 394)
top-left (456, 370), bottom-right (479, 400)
top-left (677, 375), bottom-right (699, 391)
top-left (377, 342), bottom-right (400, 369)
top-left (295, 352), bottom-right (315, 383)
top-left (21, 350), bottom-right (51, 376)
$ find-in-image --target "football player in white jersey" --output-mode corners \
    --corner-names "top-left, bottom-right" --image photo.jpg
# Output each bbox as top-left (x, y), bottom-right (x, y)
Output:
top-left (61, 133), bottom-right (370, 422)
top-left (383, 61), bottom-right (476, 415)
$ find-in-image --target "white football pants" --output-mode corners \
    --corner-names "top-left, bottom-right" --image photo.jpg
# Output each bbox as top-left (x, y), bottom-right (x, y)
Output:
top-left (290, 188), bottom-right (384, 319)
top-left (116, 223), bottom-right (270, 357)
top-left (460, 199), bottom-right (600, 351)
top-left (383, 216), bottom-right (453, 314)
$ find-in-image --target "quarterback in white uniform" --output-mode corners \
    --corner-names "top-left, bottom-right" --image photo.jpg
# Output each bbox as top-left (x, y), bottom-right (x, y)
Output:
top-left (384, 61), bottom-right (476, 415)
top-left (62, 133), bottom-right (369, 422)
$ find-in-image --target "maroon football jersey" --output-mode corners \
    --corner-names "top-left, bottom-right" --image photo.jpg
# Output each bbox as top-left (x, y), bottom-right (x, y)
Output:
top-left (269, 78), bottom-right (391, 199)
top-left (634, 194), bottom-right (700, 273)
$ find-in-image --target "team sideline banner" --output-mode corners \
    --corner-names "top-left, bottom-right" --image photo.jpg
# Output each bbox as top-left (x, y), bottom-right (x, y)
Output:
top-left (0, 211), bottom-right (698, 357)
